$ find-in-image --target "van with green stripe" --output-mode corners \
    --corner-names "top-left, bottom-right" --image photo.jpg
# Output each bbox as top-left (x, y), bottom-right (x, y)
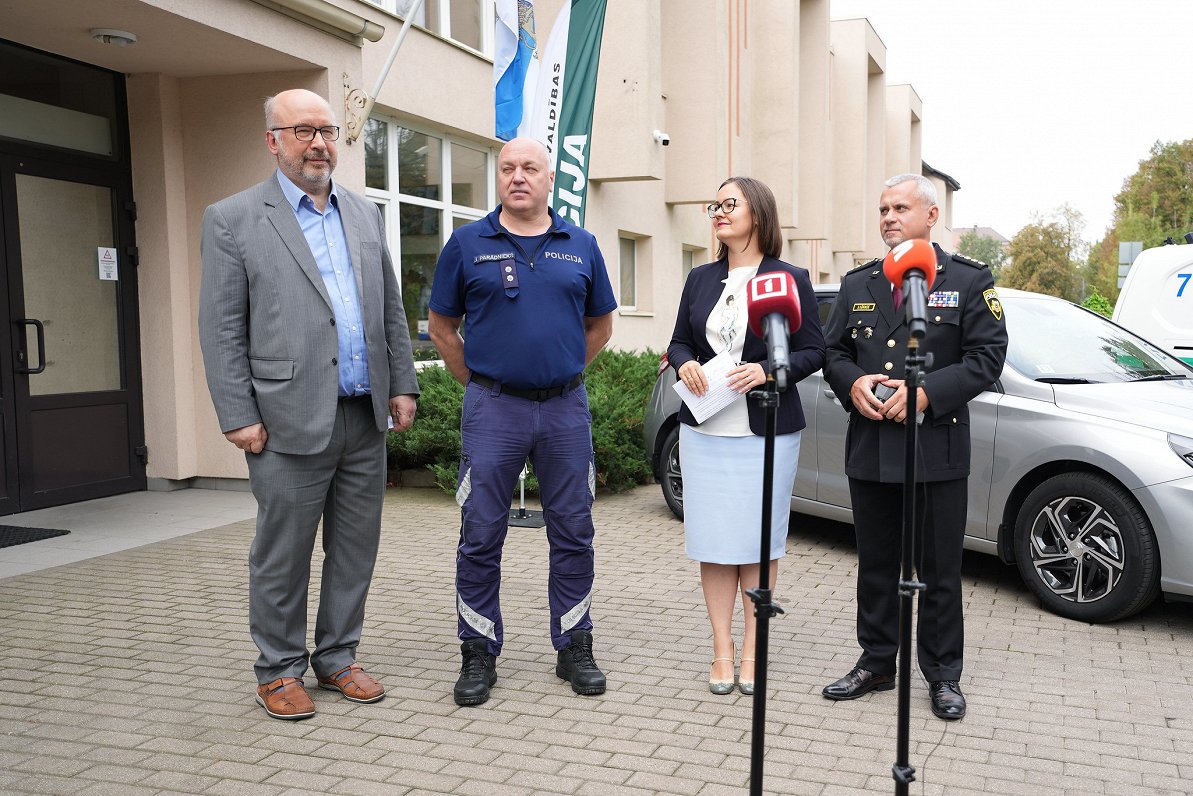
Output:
top-left (1113, 242), bottom-right (1193, 366)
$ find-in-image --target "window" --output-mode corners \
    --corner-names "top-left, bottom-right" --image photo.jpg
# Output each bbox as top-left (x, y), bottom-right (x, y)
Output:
top-left (365, 0), bottom-right (493, 53)
top-left (682, 248), bottom-right (696, 281)
top-left (619, 236), bottom-right (637, 310)
top-left (365, 116), bottom-right (497, 348)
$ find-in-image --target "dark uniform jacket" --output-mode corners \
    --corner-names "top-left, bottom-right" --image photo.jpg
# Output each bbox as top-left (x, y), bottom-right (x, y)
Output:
top-left (823, 243), bottom-right (1008, 483)
top-left (668, 256), bottom-right (826, 436)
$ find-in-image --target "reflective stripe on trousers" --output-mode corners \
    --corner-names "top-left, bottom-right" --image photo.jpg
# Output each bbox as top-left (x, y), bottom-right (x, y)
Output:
top-left (455, 380), bottom-right (597, 655)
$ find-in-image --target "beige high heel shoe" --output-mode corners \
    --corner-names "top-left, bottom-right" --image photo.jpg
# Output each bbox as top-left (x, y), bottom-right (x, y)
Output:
top-left (738, 656), bottom-right (755, 695)
top-left (709, 643), bottom-right (736, 695)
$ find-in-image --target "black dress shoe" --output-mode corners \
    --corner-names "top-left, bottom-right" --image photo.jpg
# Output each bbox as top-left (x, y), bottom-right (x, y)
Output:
top-left (929, 680), bottom-right (965, 720)
top-left (453, 638), bottom-right (497, 706)
top-left (821, 666), bottom-right (896, 701)
top-left (556, 630), bottom-right (606, 695)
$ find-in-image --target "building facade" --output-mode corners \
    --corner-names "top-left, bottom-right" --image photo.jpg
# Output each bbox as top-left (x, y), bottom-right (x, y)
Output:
top-left (0, 0), bottom-right (958, 509)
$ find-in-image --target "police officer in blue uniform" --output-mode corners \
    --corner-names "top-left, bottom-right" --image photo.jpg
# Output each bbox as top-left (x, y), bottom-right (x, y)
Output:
top-left (428, 137), bottom-right (617, 707)
top-left (821, 174), bottom-right (1007, 720)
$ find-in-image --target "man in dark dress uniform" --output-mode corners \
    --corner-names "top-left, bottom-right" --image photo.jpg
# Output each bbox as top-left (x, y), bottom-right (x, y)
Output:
top-left (821, 173), bottom-right (1008, 720)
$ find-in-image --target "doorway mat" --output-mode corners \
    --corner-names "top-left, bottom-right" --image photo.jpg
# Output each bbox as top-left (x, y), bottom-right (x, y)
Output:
top-left (0, 526), bottom-right (71, 549)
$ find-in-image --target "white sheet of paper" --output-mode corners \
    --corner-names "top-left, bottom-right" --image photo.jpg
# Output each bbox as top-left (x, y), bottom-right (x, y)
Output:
top-left (672, 351), bottom-right (745, 423)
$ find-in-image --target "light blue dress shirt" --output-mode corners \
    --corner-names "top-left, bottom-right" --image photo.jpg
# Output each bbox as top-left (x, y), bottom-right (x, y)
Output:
top-left (276, 170), bottom-right (371, 397)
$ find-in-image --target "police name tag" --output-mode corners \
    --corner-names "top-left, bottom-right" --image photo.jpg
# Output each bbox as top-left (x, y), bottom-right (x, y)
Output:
top-left (474, 251), bottom-right (515, 263)
top-left (852, 302), bottom-right (876, 312)
top-left (928, 290), bottom-right (959, 308)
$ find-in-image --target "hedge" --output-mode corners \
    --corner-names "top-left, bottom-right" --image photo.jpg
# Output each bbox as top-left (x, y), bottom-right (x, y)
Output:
top-left (387, 349), bottom-right (662, 495)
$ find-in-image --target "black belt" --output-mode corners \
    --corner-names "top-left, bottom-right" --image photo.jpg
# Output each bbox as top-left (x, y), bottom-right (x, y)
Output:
top-left (471, 373), bottom-right (582, 402)
top-left (338, 394), bottom-right (371, 403)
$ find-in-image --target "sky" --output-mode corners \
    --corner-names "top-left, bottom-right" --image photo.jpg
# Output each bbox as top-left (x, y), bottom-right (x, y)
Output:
top-left (829, 1), bottom-right (1193, 244)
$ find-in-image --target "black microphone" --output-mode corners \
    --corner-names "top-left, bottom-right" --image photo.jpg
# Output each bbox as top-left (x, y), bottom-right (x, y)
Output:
top-left (746, 271), bottom-right (802, 393)
top-left (882, 239), bottom-right (937, 339)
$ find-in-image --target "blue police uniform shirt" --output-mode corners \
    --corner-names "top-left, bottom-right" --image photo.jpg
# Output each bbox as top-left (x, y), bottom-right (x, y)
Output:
top-left (276, 169), bottom-right (370, 397)
top-left (429, 206), bottom-right (617, 390)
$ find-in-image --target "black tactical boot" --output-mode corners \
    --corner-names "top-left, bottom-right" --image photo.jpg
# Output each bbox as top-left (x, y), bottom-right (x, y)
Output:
top-left (555, 630), bottom-right (606, 695)
top-left (453, 638), bottom-right (497, 706)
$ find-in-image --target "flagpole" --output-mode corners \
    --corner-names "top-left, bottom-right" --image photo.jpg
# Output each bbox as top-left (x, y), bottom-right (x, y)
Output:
top-left (345, 0), bottom-right (426, 144)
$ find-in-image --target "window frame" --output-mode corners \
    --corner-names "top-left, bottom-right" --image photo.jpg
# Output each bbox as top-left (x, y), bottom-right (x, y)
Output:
top-left (618, 235), bottom-right (638, 311)
top-left (364, 114), bottom-right (497, 344)
top-left (364, 0), bottom-right (495, 56)
top-left (682, 246), bottom-right (702, 282)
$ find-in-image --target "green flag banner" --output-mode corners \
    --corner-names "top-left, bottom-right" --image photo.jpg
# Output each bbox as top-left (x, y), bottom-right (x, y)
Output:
top-left (520, 0), bottom-right (607, 227)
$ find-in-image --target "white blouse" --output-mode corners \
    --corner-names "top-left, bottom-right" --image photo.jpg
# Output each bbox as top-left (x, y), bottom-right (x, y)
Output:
top-left (693, 264), bottom-right (758, 437)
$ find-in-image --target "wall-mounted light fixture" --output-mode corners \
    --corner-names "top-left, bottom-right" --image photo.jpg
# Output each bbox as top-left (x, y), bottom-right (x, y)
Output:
top-left (90, 29), bottom-right (138, 47)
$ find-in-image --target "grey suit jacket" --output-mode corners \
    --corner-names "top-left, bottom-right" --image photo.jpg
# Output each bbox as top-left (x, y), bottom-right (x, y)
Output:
top-left (199, 175), bottom-right (419, 456)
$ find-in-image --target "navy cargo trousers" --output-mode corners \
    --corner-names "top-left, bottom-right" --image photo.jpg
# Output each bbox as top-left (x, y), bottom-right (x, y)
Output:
top-left (454, 378), bottom-right (597, 656)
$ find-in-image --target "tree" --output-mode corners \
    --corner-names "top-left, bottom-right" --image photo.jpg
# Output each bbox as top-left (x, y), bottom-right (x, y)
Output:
top-left (1086, 138), bottom-right (1193, 303)
top-left (957, 230), bottom-right (1007, 281)
top-left (1002, 205), bottom-right (1086, 301)
top-left (1081, 288), bottom-right (1113, 318)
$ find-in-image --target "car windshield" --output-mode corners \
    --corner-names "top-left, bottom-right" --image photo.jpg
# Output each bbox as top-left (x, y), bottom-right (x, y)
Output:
top-left (1003, 294), bottom-right (1192, 383)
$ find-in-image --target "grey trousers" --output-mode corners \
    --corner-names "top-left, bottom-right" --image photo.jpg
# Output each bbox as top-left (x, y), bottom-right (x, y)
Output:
top-left (245, 397), bottom-right (386, 683)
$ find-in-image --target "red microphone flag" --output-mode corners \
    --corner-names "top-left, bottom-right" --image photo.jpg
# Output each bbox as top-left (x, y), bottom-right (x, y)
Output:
top-left (882, 239), bottom-right (937, 290)
top-left (746, 271), bottom-right (802, 338)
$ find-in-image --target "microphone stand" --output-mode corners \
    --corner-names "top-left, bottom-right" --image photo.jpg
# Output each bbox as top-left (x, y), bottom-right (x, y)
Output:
top-left (746, 370), bottom-right (785, 796)
top-left (892, 302), bottom-right (927, 795)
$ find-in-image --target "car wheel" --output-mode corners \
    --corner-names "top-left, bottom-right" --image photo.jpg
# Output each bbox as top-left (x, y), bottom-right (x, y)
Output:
top-left (1013, 472), bottom-right (1160, 623)
top-left (659, 425), bottom-right (683, 520)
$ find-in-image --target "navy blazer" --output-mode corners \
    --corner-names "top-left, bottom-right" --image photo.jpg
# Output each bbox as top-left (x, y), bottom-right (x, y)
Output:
top-left (667, 256), bottom-right (826, 435)
top-left (822, 245), bottom-right (1007, 482)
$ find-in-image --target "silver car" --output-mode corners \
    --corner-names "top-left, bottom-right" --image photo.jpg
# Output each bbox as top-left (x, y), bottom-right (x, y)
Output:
top-left (644, 286), bottom-right (1193, 623)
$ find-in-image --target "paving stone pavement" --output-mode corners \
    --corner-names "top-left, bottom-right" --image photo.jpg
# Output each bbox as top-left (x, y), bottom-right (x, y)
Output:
top-left (1, 485), bottom-right (1192, 795)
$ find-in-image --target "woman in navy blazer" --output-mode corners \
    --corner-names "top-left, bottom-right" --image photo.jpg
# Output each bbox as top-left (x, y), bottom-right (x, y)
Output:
top-left (667, 177), bottom-right (825, 695)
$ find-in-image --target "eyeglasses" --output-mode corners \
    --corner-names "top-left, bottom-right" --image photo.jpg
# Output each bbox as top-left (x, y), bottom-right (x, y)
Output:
top-left (270, 125), bottom-right (341, 142)
top-left (706, 198), bottom-right (746, 217)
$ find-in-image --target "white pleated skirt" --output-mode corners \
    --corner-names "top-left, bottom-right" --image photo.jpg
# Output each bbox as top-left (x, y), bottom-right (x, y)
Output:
top-left (679, 424), bottom-right (801, 564)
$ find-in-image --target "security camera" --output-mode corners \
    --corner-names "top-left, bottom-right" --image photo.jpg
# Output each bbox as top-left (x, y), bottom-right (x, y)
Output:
top-left (652, 130), bottom-right (670, 146)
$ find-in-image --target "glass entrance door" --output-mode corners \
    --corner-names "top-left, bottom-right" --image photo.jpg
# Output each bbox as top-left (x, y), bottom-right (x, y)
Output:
top-left (0, 157), bottom-right (145, 514)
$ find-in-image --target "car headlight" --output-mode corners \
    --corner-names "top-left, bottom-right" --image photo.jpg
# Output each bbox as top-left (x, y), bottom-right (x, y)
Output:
top-left (1170, 433), bottom-right (1193, 469)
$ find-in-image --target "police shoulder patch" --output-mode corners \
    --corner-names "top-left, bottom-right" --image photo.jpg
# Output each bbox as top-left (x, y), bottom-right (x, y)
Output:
top-left (983, 288), bottom-right (1003, 321)
top-left (846, 257), bottom-right (882, 276)
top-left (952, 252), bottom-right (989, 269)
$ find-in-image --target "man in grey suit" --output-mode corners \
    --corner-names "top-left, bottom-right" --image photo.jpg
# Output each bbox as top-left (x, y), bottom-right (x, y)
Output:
top-left (199, 89), bottom-right (419, 721)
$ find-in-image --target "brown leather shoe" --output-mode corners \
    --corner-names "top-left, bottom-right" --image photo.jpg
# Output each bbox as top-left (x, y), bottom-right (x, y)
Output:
top-left (317, 663), bottom-right (385, 703)
top-left (255, 677), bottom-right (316, 720)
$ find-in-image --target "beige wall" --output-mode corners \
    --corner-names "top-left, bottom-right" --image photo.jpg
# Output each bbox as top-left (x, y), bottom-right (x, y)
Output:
top-left (660, 0), bottom-right (728, 206)
top-left (885, 84), bottom-right (922, 181)
top-left (128, 73), bottom-right (196, 480)
top-left (588, 0), bottom-right (664, 184)
top-left (926, 173), bottom-right (958, 248)
top-left (794, 0), bottom-right (832, 281)
top-left (829, 18), bottom-right (885, 267)
top-left (364, 3), bottom-right (494, 142)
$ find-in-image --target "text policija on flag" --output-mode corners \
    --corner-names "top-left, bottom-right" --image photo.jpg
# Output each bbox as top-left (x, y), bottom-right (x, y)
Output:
top-left (493, 0), bottom-right (608, 227)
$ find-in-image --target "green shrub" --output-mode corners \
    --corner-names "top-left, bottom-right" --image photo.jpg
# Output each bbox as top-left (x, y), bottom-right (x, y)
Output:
top-left (586, 349), bottom-right (659, 492)
top-left (386, 364), bottom-right (463, 476)
top-left (388, 349), bottom-right (661, 495)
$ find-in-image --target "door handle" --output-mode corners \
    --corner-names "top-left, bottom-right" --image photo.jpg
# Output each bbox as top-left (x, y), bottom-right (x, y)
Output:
top-left (15, 318), bottom-right (46, 374)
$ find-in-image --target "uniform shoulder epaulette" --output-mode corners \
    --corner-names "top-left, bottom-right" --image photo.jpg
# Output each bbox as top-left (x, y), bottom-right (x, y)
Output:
top-left (951, 252), bottom-right (989, 270)
top-left (847, 257), bottom-right (882, 275)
